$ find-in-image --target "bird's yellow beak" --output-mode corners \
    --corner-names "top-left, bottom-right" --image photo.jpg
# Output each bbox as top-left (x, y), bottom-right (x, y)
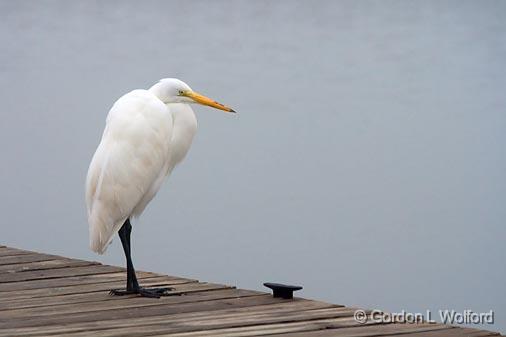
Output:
top-left (185, 91), bottom-right (235, 113)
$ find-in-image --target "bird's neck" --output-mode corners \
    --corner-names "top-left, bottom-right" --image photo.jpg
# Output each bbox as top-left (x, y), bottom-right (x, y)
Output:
top-left (168, 104), bottom-right (197, 169)
top-left (149, 82), bottom-right (170, 103)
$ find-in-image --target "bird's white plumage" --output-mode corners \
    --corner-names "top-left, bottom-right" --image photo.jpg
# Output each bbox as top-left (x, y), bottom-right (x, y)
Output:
top-left (86, 81), bottom-right (197, 254)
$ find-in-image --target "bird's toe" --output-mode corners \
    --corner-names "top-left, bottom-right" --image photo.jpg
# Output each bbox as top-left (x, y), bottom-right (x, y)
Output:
top-left (138, 288), bottom-right (162, 298)
top-left (109, 289), bottom-right (136, 296)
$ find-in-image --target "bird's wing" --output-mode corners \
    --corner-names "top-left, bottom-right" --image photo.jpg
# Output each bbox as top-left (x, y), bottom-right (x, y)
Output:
top-left (85, 90), bottom-right (173, 254)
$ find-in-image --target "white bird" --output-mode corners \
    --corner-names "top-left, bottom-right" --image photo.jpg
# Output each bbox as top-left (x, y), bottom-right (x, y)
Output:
top-left (85, 78), bottom-right (234, 297)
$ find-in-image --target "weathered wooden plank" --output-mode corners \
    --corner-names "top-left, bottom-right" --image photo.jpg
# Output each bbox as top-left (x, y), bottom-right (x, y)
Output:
top-left (0, 294), bottom-right (303, 329)
top-left (0, 253), bottom-right (67, 266)
top-left (0, 291), bottom-right (304, 336)
top-left (0, 270), bottom-right (164, 292)
top-left (0, 258), bottom-right (99, 273)
top-left (263, 323), bottom-right (454, 337)
top-left (0, 264), bottom-right (125, 283)
top-left (0, 288), bottom-right (256, 313)
top-left (0, 247), bottom-right (35, 257)
top-left (0, 275), bottom-right (194, 300)
top-left (0, 277), bottom-right (198, 309)
top-left (0, 305), bottom-right (352, 337)
top-left (392, 326), bottom-right (501, 337)
top-left (42, 316), bottom-right (381, 337)
top-left (1, 282), bottom-right (233, 318)
top-left (157, 321), bottom-right (447, 337)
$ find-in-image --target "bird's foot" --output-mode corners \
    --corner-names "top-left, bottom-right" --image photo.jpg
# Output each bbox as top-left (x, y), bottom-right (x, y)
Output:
top-left (109, 287), bottom-right (173, 298)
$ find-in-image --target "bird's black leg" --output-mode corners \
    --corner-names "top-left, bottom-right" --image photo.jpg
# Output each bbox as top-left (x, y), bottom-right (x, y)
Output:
top-left (109, 219), bottom-right (171, 298)
top-left (121, 219), bottom-right (139, 291)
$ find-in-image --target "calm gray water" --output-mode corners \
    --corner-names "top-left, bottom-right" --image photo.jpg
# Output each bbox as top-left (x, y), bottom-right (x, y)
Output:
top-left (1, 0), bottom-right (505, 332)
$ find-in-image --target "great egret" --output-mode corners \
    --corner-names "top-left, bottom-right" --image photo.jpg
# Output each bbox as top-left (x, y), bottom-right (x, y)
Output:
top-left (85, 78), bottom-right (234, 298)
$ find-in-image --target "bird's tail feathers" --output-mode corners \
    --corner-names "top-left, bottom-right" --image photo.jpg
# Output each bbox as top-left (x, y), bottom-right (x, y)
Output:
top-left (89, 202), bottom-right (126, 255)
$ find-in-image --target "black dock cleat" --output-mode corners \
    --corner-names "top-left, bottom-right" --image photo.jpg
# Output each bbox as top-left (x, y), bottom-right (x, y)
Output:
top-left (263, 282), bottom-right (303, 299)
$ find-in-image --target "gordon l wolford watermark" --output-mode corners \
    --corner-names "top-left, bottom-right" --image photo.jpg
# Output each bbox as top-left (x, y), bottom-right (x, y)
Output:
top-left (353, 309), bottom-right (495, 325)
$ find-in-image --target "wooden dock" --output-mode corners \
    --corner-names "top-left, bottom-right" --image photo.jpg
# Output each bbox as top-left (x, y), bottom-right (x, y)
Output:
top-left (0, 245), bottom-right (502, 337)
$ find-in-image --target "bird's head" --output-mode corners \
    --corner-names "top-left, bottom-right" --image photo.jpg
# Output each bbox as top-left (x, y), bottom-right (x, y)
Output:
top-left (149, 78), bottom-right (235, 113)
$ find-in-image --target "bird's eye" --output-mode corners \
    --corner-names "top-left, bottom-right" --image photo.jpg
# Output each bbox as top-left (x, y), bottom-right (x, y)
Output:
top-left (178, 90), bottom-right (184, 95)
